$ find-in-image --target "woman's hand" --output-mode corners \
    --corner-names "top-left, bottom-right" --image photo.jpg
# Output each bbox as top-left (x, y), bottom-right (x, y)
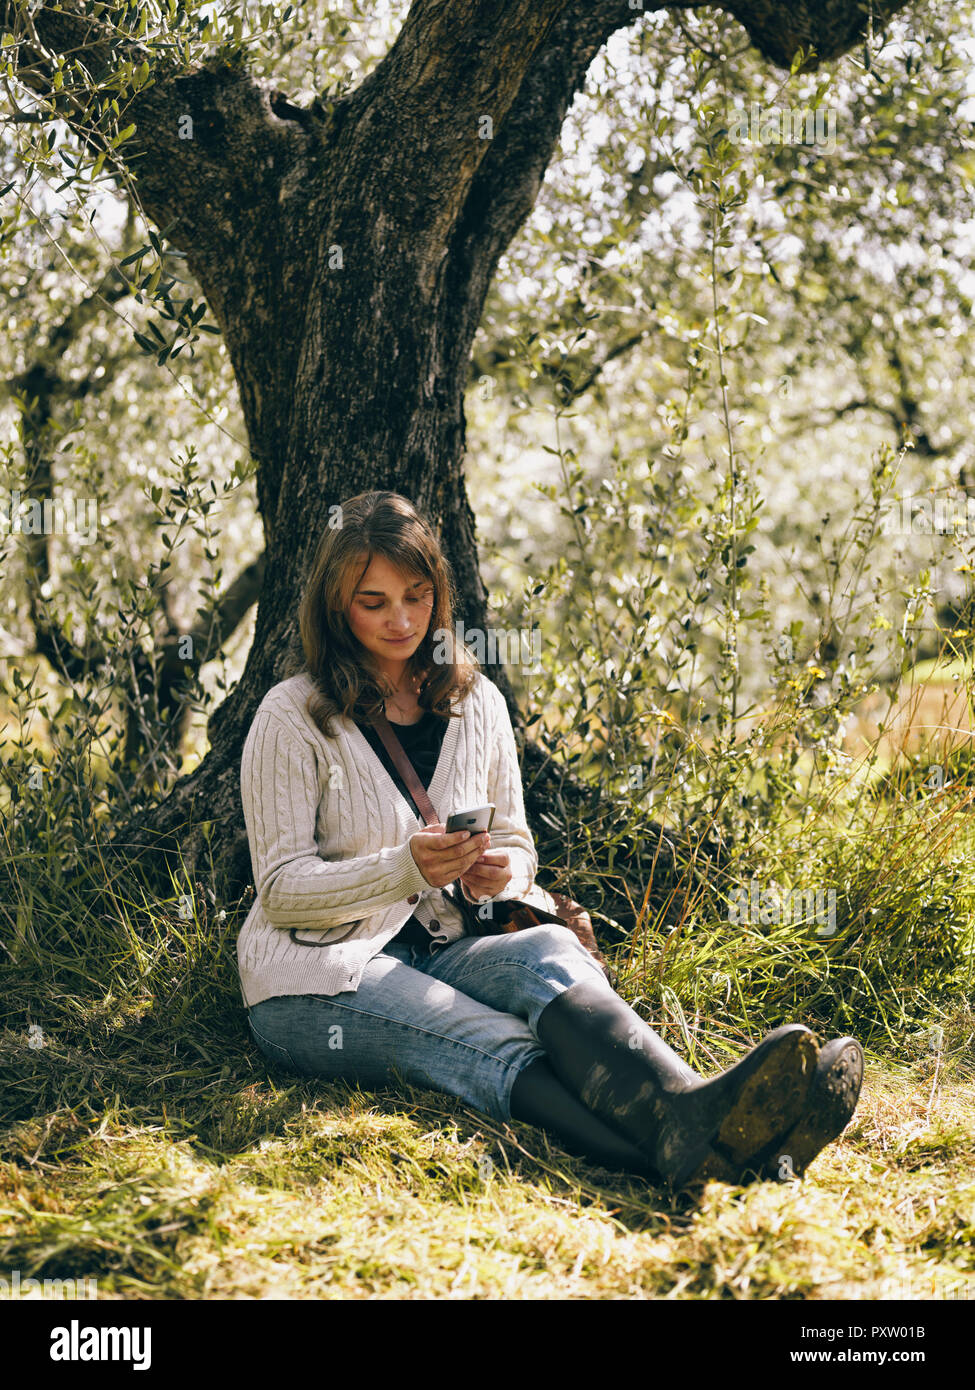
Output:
top-left (459, 848), bottom-right (511, 903)
top-left (409, 824), bottom-right (490, 889)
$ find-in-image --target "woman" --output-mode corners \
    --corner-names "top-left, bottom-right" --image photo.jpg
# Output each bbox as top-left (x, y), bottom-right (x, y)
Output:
top-left (238, 491), bottom-right (863, 1190)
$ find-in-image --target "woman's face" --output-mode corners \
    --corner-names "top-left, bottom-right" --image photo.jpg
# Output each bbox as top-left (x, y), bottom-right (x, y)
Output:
top-left (345, 552), bottom-right (435, 676)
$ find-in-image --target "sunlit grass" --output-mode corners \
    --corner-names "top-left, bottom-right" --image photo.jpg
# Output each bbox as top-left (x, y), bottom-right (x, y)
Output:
top-left (2, 1021), bottom-right (973, 1299)
top-left (1, 831), bottom-right (973, 1300)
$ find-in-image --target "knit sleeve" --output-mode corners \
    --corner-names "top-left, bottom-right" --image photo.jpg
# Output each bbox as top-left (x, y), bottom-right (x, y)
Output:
top-left (240, 708), bottom-right (429, 929)
top-left (462, 678), bottom-right (538, 901)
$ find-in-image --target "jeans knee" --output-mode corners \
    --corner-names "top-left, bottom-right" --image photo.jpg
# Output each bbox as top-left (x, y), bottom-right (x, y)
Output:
top-left (517, 922), bottom-right (598, 969)
top-left (495, 926), bottom-right (606, 1010)
top-left (520, 922), bottom-right (576, 950)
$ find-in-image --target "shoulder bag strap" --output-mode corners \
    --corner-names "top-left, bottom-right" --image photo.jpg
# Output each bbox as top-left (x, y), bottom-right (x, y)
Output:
top-left (372, 718), bottom-right (594, 955)
top-left (371, 712), bottom-right (478, 926)
top-left (371, 712), bottom-right (516, 933)
top-left (371, 713), bottom-right (441, 826)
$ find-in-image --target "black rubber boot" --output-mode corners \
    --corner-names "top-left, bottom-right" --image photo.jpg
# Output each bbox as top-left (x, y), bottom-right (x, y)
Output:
top-left (535, 977), bottom-right (820, 1191)
top-left (753, 1036), bottom-right (864, 1182)
top-left (509, 1056), bottom-right (656, 1175)
top-left (638, 1035), bottom-right (867, 1186)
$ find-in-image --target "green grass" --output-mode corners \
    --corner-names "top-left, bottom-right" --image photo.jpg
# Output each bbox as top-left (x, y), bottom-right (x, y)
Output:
top-left (3, 705), bottom-right (975, 1301)
top-left (2, 870), bottom-right (974, 1300)
top-left (2, 1031), bottom-right (974, 1299)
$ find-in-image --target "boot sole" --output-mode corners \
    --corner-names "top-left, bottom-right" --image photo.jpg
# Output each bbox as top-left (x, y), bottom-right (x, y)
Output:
top-left (668, 1025), bottom-right (819, 1190)
top-left (755, 1036), bottom-right (864, 1181)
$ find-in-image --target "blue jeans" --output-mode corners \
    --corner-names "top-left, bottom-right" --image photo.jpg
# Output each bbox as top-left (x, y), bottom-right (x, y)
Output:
top-left (245, 924), bottom-right (611, 1123)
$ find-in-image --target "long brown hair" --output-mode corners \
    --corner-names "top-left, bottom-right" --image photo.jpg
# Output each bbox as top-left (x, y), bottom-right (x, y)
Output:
top-left (290, 491), bottom-right (478, 738)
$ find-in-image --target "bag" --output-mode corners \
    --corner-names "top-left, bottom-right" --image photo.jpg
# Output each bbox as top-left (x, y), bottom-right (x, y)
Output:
top-left (371, 713), bottom-right (610, 976)
top-left (487, 893), bottom-right (611, 975)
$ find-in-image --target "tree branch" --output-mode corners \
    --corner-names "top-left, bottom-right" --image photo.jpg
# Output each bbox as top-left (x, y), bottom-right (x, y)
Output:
top-left (564, 328), bottom-right (653, 403)
top-left (180, 550), bottom-right (267, 664)
top-left (719, 0), bottom-right (914, 69)
top-left (1, 1), bottom-right (313, 293)
top-left (342, 0), bottom-right (572, 246)
top-left (438, 0), bottom-right (905, 387)
top-left (781, 383), bottom-right (960, 460)
top-left (3, 240), bottom-right (264, 748)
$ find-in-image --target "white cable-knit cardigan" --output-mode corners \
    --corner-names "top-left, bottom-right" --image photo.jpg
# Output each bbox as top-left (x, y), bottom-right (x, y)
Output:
top-left (236, 668), bottom-right (559, 1007)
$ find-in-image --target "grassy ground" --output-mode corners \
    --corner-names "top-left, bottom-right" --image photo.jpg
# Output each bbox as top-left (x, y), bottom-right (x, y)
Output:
top-left (2, 928), bottom-right (973, 1301)
top-left (2, 660), bottom-right (974, 1300)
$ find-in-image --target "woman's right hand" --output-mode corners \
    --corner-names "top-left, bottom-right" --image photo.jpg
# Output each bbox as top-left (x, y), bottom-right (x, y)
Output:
top-left (409, 823), bottom-right (490, 889)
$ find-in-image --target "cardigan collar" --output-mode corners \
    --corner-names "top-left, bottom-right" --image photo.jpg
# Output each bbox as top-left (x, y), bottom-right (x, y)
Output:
top-left (291, 669), bottom-right (468, 824)
top-left (343, 702), bottom-right (464, 826)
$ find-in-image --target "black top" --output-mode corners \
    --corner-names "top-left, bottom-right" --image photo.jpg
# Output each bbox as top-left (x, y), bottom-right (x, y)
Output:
top-left (353, 709), bottom-right (460, 947)
top-left (353, 709), bottom-right (448, 821)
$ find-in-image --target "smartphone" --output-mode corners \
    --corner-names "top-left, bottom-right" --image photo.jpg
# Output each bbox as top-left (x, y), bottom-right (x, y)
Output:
top-left (445, 803), bottom-right (496, 834)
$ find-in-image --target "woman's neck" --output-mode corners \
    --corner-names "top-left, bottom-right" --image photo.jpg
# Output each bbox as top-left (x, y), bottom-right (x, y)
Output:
top-left (372, 656), bottom-right (418, 690)
top-left (374, 657), bottom-right (410, 687)
top-left (372, 661), bottom-right (424, 717)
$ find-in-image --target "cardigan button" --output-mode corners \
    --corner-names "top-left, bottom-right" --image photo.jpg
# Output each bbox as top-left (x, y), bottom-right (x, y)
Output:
top-left (407, 894), bottom-right (419, 905)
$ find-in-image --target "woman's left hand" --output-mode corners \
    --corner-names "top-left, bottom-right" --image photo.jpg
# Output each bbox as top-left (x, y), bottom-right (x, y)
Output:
top-left (459, 848), bottom-right (511, 903)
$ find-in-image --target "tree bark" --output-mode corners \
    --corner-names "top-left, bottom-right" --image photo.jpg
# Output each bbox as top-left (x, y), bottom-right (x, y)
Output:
top-left (2, 0), bottom-right (912, 904)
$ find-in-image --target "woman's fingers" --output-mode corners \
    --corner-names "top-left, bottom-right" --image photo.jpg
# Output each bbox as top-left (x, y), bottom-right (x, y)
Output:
top-left (463, 851), bottom-right (509, 883)
top-left (460, 849), bottom-right (511, 897)
top-left (437, 835), bottom-right (489, 879)
top-left (469, 850), bottom-right (509, 868)
top-left (461, 854), bottom-right (512, 897)
top-left (409, 829), bottom-right (490, 887)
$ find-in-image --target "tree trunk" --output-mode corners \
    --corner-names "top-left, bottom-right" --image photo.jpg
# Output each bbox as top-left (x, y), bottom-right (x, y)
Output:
top-left (113, 100), bottom-right (565, 898)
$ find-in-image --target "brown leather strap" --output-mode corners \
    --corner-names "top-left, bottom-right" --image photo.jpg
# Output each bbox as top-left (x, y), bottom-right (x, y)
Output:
top-left (372, 713), bottom-right (440, 825)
